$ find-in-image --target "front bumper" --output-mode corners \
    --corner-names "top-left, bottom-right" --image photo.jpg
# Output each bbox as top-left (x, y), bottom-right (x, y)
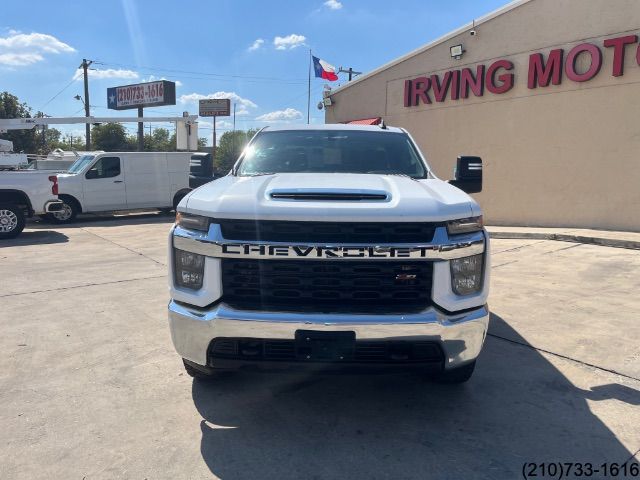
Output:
top-left (168, 300), bottom-right (489, 371)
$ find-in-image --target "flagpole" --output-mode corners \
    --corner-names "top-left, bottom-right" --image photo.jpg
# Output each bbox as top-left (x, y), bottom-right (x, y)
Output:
top-left (307, 49), bottom-right (311, 124)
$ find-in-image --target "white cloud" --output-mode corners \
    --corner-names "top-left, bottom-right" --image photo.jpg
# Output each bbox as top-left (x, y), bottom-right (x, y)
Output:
top-left (198, 119), bottom-right (233, 130)
top-left (73, 68), bottom-right (140, 81)
top-left (256, 108), bottom-right (303, 122)
top-left (273, 34), bottom-right (306, 50)
top-left (179, 91), bottom-right (258, 116)
top-left (247, 38), bottom-right (264, 52)
top-left (0, 31), bottom-right (75, 66)
top-left (0, 53), bottom-right (43, 66)
top-left (324, 0), bottom-right (343, 9)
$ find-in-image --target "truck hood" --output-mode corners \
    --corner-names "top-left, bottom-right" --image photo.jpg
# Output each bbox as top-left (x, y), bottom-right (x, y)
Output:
top-left (182, 173), bottom-right (478, 222)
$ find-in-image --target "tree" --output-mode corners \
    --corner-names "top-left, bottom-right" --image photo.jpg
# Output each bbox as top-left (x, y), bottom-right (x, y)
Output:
top-left (0, 91), bottom-right (38, 153)
top-left (144, 128), bottom-right (173, 151)
top-left (214, 128), bottom-right (259, 174)
top-left (61, 133), bottom-right (85, 150)
top-left (91, 123), bottom-right (135, 151)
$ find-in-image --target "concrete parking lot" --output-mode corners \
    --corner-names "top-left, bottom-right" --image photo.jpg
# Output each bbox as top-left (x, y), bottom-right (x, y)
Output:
top-left (1, 215), bottom-right (639, 480)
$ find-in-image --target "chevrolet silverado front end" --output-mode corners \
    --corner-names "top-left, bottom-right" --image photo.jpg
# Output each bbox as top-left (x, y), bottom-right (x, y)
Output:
top-left (168, 125), bottom-right (489, 383)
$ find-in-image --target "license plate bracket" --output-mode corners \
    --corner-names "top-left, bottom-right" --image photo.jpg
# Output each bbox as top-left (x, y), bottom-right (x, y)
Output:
top-left (295, 330), bottom-right (355, 361)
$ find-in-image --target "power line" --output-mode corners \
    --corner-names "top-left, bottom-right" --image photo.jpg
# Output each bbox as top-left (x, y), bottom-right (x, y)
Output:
top-left (37, 77), bottom-right (77, 111)
top-left (92, 60), bottom-right (308, 84)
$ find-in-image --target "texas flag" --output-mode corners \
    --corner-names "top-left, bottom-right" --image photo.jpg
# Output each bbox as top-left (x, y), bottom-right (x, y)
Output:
top-left (312, 55), bottom-right (339, 81)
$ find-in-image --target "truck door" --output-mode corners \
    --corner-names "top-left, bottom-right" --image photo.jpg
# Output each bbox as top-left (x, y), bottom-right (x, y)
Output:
top-left (82, 156), bottom-right (126, 211)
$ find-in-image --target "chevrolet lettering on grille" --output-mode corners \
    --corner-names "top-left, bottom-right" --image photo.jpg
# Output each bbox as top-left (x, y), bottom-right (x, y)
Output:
top-left (172, 231), bottom-right (486, 262)
top-left (222, 244), bottom-right (436, 258)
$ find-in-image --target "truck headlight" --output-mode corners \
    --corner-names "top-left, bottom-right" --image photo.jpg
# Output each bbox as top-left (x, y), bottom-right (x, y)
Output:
top-left (447, 216), bottom-right (483, 235)
top-left (176, 212), bottom-right (210, 232)
top-left (450, 254), bottom-right (483, 295)
top-left (174, 249), bottom-right (205, 290)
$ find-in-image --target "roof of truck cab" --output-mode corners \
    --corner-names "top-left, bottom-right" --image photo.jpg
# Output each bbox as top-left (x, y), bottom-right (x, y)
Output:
top-left (262, 124), bottom-right (405, 133)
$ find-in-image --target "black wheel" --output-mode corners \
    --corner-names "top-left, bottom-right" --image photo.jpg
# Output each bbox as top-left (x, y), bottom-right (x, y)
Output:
top-left (433, 360), bottom-right (476, 384)
top-left (173, 190), bottom-right (191, 209)
top-left (0, 203), bottom-right (26, 239)
top-left (183, 359), bottom-right (218, 380)
top-left (47, 198), bottom-right (78, 224)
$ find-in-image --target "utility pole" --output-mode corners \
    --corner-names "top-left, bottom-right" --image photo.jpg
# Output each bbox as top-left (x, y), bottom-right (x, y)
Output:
top-left (212, 117), bottom-right (216, 163)
top-left (80, 59), bottom-right (93, 150)
top-left (137, 107), bottom-right (144, 151)
top-left (307, 49), bottom-right (312, 124)
top-left (232, 102), bottom-right (236, 155)
top-left (338, 66), bottom-right (362, 81)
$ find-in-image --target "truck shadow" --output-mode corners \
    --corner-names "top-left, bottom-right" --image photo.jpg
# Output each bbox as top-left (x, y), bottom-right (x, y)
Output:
top-left (191, 313), bottom-right (637, 479)
top-left (0, 230), bottom-right (68, 247)
top-left (29, 212), bottom-right (173, 229)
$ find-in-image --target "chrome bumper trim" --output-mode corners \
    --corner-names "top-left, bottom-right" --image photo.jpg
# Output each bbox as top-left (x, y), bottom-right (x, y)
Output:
top-left (172, 225), bottom-right (485, 261)
top-left (168, 300), bottom-right (489, 369)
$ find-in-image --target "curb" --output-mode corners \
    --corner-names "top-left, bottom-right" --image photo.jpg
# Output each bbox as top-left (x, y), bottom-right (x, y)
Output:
top-left (488, 231), bottom-right (640, 250)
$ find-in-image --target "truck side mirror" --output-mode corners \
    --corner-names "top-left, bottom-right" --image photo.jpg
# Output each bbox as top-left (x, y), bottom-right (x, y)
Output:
top-left (449, 156), bottom-right (482, 194)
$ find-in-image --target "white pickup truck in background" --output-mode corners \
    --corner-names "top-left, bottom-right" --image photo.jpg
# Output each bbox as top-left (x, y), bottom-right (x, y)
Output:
top-left (0, 170), bottom-right (62, 239)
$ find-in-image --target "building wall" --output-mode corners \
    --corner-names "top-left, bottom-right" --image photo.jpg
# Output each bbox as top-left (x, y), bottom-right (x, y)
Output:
top-left (326, 0), bottom-right (640, 231)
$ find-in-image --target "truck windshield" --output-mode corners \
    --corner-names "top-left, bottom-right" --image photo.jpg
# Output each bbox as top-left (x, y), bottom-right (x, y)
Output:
top-left (237, 130), bottom-right (428, 178)
top-left (67, 155), bottom-right (95, 174)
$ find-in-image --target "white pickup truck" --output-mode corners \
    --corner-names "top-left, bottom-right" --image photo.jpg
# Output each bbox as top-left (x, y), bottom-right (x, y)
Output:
top-left (168, 125), bottom-right (489, 383)
top-left (0, 171), bottom-right (63, 239)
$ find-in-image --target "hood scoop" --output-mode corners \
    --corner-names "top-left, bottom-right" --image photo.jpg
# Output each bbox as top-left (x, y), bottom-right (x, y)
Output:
top-left (269, 189), bottom-right (389, 201)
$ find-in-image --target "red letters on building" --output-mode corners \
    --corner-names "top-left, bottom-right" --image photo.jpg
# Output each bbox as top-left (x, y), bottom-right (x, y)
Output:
top-left (486, 60), bottom-right (514, 94)
top-left (450, 70), bottom-right (460, 100)
top-left (565, 43), bottom-right (602, 82)
top-left (603, 35), bottom-right (638, 76)
top-left (460, 65), bottom-right (485, 98)
top-left (528, 49), bottom-right (563, 89)
top-left (411, 77), bottom-right (432, 106)
top-left (431, 71), bottom-right (452, 102)
top-left (403, 32), bottom-right (639, 109)
top-left (403, 80), bottom-right (412, 107)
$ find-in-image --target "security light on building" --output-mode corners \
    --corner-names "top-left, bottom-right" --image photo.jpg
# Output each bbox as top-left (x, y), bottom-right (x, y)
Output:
top-left (450, 44), bottom-right (464, 59)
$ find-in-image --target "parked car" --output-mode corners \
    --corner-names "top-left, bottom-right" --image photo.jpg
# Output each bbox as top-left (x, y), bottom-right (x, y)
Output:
top-left (167, 124), bottom-right (489, 383)
top-left (50, 152), bottom-right (214, 223)
top-left (0, 170), bottom-right (62, 239)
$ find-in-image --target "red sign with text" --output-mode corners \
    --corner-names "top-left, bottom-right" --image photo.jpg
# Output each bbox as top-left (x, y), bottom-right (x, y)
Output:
top-left (403, 34), bottom-right (639, 107)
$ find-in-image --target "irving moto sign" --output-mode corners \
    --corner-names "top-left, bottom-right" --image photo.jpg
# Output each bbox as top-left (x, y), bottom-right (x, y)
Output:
top-left (403, 34), bottom-right (639, 107)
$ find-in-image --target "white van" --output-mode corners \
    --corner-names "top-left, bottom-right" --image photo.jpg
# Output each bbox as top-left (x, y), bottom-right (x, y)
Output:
top-left (51, 152), bottom-right (214, 223)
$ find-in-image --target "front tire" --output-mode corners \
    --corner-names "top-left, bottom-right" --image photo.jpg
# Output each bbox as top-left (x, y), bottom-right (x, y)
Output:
top-left (0, 203), bottom-right (26, 239)
top-left (433, 360), bottom-right (476, 384)
top-left (47, 199), bottom-right (78, 224)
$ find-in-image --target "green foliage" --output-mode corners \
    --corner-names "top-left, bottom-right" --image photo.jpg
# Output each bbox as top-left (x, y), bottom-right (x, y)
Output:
top-left (0, 91), bottom-right (38, 153)
top-left (143, 128), bottom-right (172, 151)
top-left (91, 123), bottom-right (135, 151)
top-left (214, 128), bottom-right (259, 174)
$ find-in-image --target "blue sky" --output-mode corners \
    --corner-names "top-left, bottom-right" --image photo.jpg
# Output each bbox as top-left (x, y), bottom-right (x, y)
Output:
top-left (1, 0), bottom-right (507, 144)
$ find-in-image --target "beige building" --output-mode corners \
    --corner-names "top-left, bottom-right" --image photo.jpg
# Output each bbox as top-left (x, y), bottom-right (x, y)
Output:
top-left (325, 0), bottom-right (640, 232)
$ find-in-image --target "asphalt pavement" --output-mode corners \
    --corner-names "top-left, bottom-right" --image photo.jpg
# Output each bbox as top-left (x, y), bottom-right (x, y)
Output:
top-left (1, 214), bottom-right (638, 479)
